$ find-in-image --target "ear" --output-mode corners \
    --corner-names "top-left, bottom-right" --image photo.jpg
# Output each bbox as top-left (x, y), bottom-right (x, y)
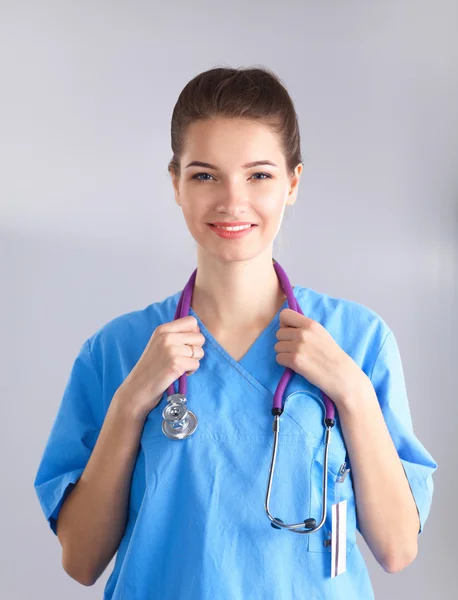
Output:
top-left (169, 168), bottom-right (181, 207)
top-left (286, 163), bottom-right (303, 207)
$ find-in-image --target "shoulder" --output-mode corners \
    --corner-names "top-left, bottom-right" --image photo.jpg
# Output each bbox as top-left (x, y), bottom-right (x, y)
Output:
top-left (294, 283), bottom-right (389, 327)
top-left (294, 284), bottom-right (392, 364)
top-left (86, 289), bottom-right (181, 361)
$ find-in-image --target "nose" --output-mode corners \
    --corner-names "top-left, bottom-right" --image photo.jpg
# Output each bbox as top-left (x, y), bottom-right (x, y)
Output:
top-left (215, 181), bottom-right (249, 215)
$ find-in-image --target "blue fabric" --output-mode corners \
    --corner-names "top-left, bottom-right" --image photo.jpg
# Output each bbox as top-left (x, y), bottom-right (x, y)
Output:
top-left (34, 285), bottom-right (437, 599)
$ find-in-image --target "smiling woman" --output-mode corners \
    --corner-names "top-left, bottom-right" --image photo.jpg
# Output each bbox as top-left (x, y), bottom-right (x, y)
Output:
top-left (33, 65), bottom-right (437, 600)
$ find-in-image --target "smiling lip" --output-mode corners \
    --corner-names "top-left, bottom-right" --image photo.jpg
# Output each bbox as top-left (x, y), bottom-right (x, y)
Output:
top-left (208, 223), bottom-right (257, 239)
top-left (210, 222), bottom-right (255, 226)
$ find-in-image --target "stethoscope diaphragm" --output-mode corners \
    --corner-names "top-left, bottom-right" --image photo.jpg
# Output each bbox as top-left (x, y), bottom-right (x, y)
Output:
top-left (162, 393), bottom-right (198, 440)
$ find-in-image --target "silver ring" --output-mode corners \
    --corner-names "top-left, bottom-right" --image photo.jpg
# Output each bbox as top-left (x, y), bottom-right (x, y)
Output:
top-left (186, 343), bottom-right (195, 358)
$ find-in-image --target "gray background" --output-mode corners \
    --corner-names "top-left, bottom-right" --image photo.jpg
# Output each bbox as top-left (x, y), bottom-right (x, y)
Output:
top-left (2, 1), bottom-right (456, 598)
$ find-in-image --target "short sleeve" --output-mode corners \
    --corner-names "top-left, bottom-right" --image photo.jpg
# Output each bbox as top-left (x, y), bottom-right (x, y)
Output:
top-left (34, 338), bottom-right (103, 536)
top-left (367, 329), bottom-right (437, 535)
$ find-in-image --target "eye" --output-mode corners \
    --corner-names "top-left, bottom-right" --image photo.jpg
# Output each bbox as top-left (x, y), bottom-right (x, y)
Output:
top-left (251, 172), bottom-right (272, 180)
top-left (192, 172), bottom-right (215, 181)
top-left (191, 172), bottom-right (272, 182)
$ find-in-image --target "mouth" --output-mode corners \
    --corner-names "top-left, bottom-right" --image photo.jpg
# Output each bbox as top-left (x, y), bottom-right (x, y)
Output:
top-left (208, 223), bottom-right (257, 239)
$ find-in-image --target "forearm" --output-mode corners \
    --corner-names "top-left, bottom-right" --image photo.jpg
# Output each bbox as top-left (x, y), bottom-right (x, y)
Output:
top-left (338, 377), bottom-right (420, 573)
top-left (58, 393), bottom-right (148, 586)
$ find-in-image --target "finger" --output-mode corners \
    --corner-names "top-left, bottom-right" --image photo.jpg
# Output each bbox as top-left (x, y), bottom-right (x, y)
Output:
top-left (183, 345), bottom-right (205, 360)
top-left (177, 332), bottom-right (206, 349)
top-left (279, 309), bottom-right (310, 328)
top-left (274, 341), bottom-right (293, 354)
top-left (170, 334), bottom-right (206, 359)
top-left (184, 358), bottom-right (201, 376)
top-left (275, 327), bottom-right (299, 341)
top-left (159, 315), bottom-right (199, 333)
top-left (170, 344), bottom-right (205, 360)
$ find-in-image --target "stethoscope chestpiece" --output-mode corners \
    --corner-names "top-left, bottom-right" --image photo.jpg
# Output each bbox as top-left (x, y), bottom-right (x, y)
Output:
top-left (162, 393), bottom-right (198, 440)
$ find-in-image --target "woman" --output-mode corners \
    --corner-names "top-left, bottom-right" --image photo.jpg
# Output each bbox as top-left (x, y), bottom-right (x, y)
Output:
top-left (34, 66), bottom-right (437, 599)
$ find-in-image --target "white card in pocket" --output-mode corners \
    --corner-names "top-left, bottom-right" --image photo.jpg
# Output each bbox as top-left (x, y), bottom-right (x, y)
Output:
top-left (331, 500), bottom-right (347, 578)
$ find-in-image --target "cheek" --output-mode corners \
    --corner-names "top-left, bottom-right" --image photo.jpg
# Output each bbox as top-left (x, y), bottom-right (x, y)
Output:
top-left (181, 195), bottom-right (205, 222)
top-left (180, 200), bottom-right (212, 243)
top-left (258, 195), bottom-right (287, 232)
top-left (257, 187), bottom-right (287, 215)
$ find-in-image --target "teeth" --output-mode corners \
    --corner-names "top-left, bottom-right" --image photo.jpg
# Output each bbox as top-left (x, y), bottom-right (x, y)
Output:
top-left (215, 225), bottom-right (252, 231)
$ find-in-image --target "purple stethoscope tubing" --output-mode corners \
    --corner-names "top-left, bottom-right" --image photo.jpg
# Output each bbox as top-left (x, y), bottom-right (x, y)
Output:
top-left (166, 261), bottom-right (335, 423)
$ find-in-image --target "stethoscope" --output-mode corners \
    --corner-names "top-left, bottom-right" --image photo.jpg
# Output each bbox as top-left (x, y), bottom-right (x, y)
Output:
top-left (161, 260), bottom-right (337, 535)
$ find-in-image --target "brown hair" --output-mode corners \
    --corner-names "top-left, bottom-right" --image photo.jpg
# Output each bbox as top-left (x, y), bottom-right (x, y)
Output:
top-left (168, 65), bottom-right (304, 179)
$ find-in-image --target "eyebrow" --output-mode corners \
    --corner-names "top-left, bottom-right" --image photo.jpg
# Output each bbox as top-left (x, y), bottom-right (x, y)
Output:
top-left (184, 160), bottom-right (279, 170)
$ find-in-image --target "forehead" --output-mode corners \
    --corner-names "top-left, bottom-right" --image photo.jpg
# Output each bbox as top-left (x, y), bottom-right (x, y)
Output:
top-left (183, 117), bottom-right (284, 165)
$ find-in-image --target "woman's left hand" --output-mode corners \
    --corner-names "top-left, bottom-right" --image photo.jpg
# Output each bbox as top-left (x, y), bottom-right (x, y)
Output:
top-left (274, 308), bottom-right (369, 407)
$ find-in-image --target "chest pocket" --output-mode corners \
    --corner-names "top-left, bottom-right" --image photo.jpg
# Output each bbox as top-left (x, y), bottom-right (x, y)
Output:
top-left (280, 390), bottom-right (357, 557)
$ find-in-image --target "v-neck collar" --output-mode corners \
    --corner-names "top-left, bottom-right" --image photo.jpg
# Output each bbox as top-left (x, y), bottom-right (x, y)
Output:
top-left (188, 286), bottom-right (299, 396)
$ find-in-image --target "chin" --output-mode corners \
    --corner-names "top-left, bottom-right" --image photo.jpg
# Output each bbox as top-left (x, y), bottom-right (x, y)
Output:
top-left (200, 242), bottom-right (272, 264)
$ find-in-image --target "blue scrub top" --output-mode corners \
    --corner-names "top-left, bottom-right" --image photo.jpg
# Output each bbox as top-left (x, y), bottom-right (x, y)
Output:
top-left (34, 284), bottom-right (437, 599)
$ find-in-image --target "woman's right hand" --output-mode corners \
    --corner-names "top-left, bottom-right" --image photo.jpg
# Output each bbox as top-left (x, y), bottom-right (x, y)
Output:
top-left (114, 316), bottom-right (206, 420)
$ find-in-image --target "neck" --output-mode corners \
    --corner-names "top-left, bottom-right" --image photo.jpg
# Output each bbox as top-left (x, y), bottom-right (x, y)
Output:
top-left (191, 247), bottom-right (287, 332)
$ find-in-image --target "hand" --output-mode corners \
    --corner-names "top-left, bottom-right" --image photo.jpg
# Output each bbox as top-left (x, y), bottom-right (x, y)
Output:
top-left (114, 316), bottom-right (206, 419)
top-left (274, 308), bottom-right (368, 406)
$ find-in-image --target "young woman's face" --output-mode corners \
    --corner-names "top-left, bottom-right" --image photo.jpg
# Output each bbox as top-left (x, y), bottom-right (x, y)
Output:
top-left (170, 117), bottom-right (302, 263)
